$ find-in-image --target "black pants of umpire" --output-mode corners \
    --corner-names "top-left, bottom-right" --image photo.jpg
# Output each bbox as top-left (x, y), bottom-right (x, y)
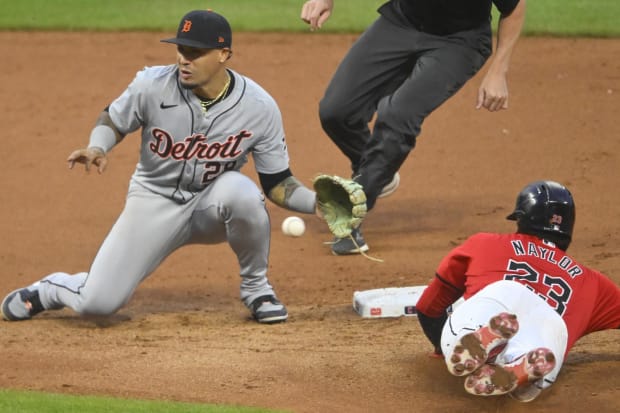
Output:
top-left (318, 15), bottom-right (492, 209)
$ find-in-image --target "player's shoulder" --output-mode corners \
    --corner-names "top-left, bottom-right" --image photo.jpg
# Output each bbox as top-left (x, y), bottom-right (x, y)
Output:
top-left (233, 70), bottom-right (278, 107)
top-left (465, 232), bottom-right (510, 244)
top-left (456, 232), bottom-right (520, 253)
top-left (125, 65), bottom-right (177, 97)
top-left (134, 65), bottom-right (176, 82)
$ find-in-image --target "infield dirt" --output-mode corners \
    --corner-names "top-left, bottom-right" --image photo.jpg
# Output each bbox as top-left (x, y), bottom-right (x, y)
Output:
top-left (0, 32), bottom-right (619, 413)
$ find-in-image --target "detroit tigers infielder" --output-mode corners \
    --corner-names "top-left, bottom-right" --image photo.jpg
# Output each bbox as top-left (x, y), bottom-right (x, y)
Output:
top-left (1, 10), bottom-right (318, 324)
top-left (415, 181), bottom-right (620, 401)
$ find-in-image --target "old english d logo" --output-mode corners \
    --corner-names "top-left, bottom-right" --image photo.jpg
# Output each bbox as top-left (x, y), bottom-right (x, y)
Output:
top-left (182, 20), bottom-right (192, 32)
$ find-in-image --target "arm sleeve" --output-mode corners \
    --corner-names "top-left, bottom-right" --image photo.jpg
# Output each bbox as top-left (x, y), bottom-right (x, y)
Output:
top-left (590, 274), bottom-right (620, 331)
top-left (417, 311), bottom-right (448, 355)
top-left (259, 170), bottom-right (316, 214)
top-left (259, 169), bottom-right (292, 195)
top-left (415, 240), bottom-right (473, 353)
top-left (416, 273), bottom-right (463, 317)
top-left (251, 98), bottom-right (290, 174)
top-left (416, 273), bottom-right (462, 354)
top-left (108, 68), bottom-right (149, 135)
top-left (493, 0), bottom-right (521, 15)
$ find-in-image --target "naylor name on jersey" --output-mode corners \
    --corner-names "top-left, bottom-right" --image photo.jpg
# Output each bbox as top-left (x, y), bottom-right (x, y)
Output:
top-left (510, 240), bottom-right (583, 278)
top-left (149, 128), bottom-right (252, 160)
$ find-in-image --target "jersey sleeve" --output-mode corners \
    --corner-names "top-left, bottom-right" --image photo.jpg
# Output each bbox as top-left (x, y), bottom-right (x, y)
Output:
top-left (415, 238), bottom-right (477, 352)
top-left (249, 97), bottom-right (290, 175)
top-left (493, 0), bottom-right (521, 15)
top-left (588, 273), bottom-right (620, 332)
top-left (108, 67), bottom-right (150, 135)
top-left (416, 275), bottom-right (462, 318)
top-left (416, 236), bottom-right (478, 317)
top-left (435, 236), bottom-right (477, 290)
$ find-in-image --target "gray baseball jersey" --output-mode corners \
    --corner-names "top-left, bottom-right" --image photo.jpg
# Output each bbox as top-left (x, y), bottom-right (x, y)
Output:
top-left (34, 66), bottom-right (292, 315)
top-left (112, 65), bottom-right (289, 202)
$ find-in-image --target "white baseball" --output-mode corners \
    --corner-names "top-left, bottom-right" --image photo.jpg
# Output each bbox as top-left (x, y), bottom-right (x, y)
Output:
top-left (282, 216), bottom-right (305, 237)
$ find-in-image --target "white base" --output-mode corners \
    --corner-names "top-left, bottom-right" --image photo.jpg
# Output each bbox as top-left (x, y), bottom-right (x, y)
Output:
top-left (352, 286), bottom-right (463, 318)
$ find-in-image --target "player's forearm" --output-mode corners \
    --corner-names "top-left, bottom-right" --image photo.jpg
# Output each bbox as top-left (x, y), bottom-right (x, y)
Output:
top-left (268, 176), bottom-right (316, 214)
top-left (489, 0), bottom-right (526, 75)
top-left (268, 176), bottom-right (316, 213)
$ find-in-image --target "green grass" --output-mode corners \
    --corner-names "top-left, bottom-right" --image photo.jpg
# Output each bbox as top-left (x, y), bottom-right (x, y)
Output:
top-left (505, 0), bottom-right (619, 37)
top-left (524, 0), bottom-right (619, 36)
top-left (0, 0), bottom-right (383, 32)
top-left (0, 0), bottom-right (617, 36)
top-left (0, 389), bottom-right (287, 413)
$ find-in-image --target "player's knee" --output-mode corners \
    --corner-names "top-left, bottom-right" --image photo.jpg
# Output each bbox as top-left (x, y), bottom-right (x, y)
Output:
top-left (74, 293), bottom-right (125, 316)
top-left (374, 106), bottom-right (421, 149)
top-left (231, 189), bottom-right (265, 215)
top-left (376, 103), bottom-right (422, 139)
top-left (219, 185), bottom-right (265, 222)
top-left (319, 97), bottom-right (349, 129)
top-left (217, 173), bottom-right (262, 205)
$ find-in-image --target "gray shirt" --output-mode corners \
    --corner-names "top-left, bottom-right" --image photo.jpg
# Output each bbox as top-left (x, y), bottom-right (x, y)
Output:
top-left (109, 66), bottom-right (289, 203)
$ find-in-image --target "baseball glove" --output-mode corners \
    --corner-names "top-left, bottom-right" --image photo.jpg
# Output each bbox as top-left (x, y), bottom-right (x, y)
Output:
top-left (313, 174), bottom-right (367, 238)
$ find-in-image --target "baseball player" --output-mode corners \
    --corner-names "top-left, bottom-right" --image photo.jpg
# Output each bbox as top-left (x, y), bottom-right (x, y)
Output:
top-left (301, 0), bottom-right (526, 255)
top-left (1, 10), bottom-right (319, 324)
top-left (415, 180), bottom-right (620, 401)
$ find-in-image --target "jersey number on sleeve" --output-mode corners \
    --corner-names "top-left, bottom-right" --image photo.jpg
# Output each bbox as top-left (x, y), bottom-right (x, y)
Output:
top-left (504, 259), bottom-right (572, 315)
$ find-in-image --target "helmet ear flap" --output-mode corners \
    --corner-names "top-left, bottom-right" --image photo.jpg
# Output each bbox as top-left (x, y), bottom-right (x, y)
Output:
top-left (507, 181), bottom-right (575, 250)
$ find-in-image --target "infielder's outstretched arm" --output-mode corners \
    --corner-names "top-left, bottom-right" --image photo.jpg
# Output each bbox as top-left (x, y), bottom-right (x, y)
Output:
top-left (260, 171), bottom-right (317, 214)
top-left (67, 109), bottom-right (125, 174)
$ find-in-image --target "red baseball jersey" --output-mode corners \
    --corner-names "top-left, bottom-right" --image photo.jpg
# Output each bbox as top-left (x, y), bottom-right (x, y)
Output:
top-left (417, 232), bottom-right (620, 353)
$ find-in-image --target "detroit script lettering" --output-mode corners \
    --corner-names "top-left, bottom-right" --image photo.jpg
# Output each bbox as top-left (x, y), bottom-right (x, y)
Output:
top-left (149, 128), bottom-right (252, 160)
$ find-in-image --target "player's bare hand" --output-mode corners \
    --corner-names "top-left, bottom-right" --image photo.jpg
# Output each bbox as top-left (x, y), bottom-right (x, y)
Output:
top-left (476, 72), bottom-right (509, 112)
top-left (67, 147), bottom-right (108, 174)
top-left (301, 0), bottom-right (333, 31)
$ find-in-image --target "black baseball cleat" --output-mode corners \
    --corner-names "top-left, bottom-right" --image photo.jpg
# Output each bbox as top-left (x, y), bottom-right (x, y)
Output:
top-left (378, 172), bottom-right (400, 198)
top-left (250, 295), bottom-right (288, 324)
top-left (331, 227), bottom-right (369, 255)
top-left (1, 283), bottom-right (45, 321)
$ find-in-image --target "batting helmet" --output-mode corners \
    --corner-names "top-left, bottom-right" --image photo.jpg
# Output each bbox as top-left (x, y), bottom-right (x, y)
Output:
top-left (507, 180), bottom-right (576, 251)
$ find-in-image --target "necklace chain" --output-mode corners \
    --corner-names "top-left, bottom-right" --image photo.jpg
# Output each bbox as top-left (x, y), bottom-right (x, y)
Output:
top-left (200, 73), bottom-right (231, 113)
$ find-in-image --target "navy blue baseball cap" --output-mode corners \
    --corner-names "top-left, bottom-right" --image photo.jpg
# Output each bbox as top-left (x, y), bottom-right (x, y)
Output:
top-left (161, 10), bottom-right (232, 49)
